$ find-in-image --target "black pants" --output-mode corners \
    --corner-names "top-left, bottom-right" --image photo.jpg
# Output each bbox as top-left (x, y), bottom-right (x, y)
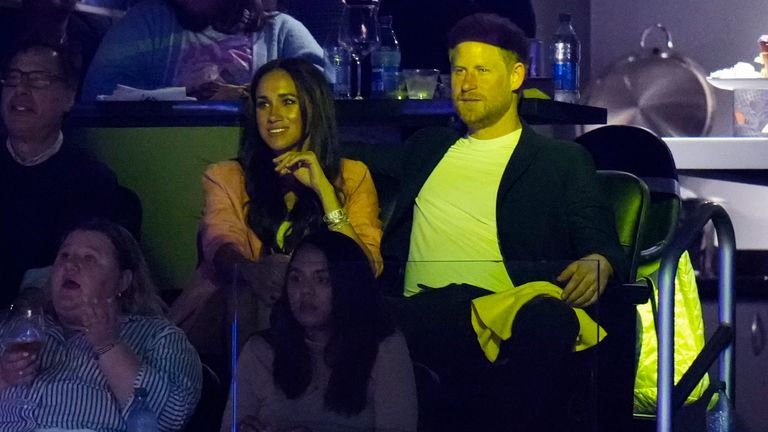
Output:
top-left (392, 284), bottom-right (581, 432)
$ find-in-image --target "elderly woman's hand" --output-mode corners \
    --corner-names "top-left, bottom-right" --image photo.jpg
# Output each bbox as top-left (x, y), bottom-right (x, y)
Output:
top-left (81, 296), bottom-right (121, 351)
top-left (0, 346), bottom-right (40, 388)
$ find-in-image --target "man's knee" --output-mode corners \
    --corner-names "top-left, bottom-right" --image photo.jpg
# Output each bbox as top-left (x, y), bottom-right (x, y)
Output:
top-left (502, 296), bottom-right (579, 359)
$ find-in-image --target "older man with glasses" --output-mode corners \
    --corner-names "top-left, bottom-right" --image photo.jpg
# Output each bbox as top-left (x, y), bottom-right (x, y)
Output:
top-left (0, 43), bottom-right (120, 307)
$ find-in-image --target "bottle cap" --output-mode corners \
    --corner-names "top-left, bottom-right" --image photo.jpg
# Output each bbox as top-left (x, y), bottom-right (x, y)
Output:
top-left (558, 13), bottom-right (572, 23)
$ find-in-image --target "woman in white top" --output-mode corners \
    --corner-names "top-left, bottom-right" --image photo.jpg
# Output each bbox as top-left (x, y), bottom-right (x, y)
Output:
top-left (221, 231), bottom-right (417, 432)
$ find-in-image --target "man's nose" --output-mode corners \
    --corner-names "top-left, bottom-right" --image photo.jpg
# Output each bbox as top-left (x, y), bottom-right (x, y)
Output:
top-left (461, 72), bottom-right (477, 91)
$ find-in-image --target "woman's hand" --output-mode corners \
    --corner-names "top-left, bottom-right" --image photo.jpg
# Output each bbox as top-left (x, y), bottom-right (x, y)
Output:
top-left (189, 82), bottom-right (249, 101)
top-left (80, 296), bottom-right (121, 350)
top-left (0, 346), bottom-right (40, 388)
top-left (241, 254), bottom-right (291, 306)
top-left (273, 151), bottom-right (334, 197)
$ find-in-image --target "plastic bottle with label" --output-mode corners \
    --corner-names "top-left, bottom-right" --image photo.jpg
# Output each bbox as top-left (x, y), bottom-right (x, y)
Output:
top-left (706, 381), bottom-right (735, 432)
top-left (550, 13), bottom-right (581, 103)
top-left (126, 388), bottom-right (160, 432)
top-left (370, 15), bottom-right (401, 99)
top-left (324, 44), bottom-right (351, 99)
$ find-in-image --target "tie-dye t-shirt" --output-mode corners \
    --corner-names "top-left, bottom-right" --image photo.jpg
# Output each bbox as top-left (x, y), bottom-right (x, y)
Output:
top-left (174, 28), bottom-right (265, 91)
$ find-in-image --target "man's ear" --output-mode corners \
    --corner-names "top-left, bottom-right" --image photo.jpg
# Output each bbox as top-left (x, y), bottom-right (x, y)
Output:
top-left (509, 62), bottom-right (526, 92)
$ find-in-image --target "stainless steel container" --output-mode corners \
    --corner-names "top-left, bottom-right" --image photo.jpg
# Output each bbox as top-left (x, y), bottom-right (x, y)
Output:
top-left (584, 24), bottom-right (716, 137)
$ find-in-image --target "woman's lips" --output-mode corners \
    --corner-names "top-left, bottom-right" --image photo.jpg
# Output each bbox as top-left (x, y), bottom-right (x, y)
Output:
top-left (61, 279), bottom-right (81, 290)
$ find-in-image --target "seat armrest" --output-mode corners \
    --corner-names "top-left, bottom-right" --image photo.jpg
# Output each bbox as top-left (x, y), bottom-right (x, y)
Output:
top-left (601, 281), bottom-right (651, 305)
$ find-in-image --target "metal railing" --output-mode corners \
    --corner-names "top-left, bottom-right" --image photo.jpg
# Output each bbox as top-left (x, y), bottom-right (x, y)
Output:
top-left (656, 202), bottom-right (736, 432)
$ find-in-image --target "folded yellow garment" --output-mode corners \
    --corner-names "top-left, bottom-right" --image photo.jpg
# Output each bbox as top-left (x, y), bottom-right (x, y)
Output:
top-left (470, 281), bottom-right (606, 363)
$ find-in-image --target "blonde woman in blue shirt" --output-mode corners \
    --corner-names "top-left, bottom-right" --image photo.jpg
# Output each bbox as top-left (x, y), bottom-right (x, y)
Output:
top-left (0, 219), bottom-right (201, 432)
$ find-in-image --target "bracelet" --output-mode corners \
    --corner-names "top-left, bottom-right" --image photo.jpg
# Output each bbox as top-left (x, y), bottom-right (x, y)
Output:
top-left (328, 220), bottom-right (352, 232)
top-left (322, 208), bottom-right (349, 227)
top-left (93, 341), bottom-right (118, 359)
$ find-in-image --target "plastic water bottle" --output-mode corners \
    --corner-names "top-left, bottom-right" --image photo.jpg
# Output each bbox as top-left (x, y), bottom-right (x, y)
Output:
top-left (370, 15), bottom-right (401, 99)
top-left (550, 13), bottom-right (580, 104)
top-left (324, 44), bottom-right (351, 99)
top-left (706, 382), bottom-right (735, 432)
top-left (126, 388), bottom-right (159, 432)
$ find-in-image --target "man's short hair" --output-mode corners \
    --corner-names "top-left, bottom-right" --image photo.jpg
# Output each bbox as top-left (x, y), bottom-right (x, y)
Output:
top-left (447, 13), bottom-right (529, 66)
top-left (5, 42), bottom-right (81, 91)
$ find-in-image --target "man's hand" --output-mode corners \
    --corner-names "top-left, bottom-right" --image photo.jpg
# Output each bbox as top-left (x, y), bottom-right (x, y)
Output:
top-left (556, 253), bottom-right (613, 308)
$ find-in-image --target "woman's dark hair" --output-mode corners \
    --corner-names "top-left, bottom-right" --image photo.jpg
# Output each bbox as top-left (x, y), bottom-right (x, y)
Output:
top-left (268, 231), bottom-right (394, 415)
top-left (59, 218), bottom-right (164, 316)
top-left (241, 58), bottom-right (341, 254)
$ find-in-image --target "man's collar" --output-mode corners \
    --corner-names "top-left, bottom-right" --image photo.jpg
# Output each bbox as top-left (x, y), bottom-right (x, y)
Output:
top-left (6, 131), bottom-right (63, 166)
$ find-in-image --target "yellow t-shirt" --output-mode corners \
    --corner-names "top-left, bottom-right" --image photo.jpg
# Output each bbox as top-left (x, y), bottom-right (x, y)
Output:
top-left (404, 129), bottom-right (521, 296)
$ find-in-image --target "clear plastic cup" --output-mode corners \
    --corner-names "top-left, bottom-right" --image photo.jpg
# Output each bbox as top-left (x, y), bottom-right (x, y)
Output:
top-left (403, 69), bottom-right (440, 99)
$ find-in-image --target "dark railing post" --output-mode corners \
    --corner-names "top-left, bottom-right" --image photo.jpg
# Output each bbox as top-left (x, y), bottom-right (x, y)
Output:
top-left (656, 202), bottom-right (735, 432)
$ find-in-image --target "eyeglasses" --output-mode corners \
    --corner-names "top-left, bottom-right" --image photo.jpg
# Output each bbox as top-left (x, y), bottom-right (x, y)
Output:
top-left (1, 69), bottom-right (65, 89)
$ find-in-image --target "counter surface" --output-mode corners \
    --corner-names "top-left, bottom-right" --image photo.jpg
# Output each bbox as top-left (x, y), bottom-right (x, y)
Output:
top-left (663, 137), bottom-right (768, 170)
top-left (68, 98), bottom-right (607, 128)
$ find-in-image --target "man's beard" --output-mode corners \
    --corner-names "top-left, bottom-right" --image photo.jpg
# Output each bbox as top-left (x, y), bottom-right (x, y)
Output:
top-left (455, 95), bottom-right (514, 132)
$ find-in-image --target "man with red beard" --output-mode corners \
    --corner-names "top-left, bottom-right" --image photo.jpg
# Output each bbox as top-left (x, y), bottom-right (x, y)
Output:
top-left (380, 14), bottom-right (630, 431)
top-left (0, 43), bottom-right (119, 307)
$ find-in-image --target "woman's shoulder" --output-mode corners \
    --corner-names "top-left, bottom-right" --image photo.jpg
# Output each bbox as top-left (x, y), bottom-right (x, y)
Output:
top-left (264, 11), bottom-right (308, 33)
top-left (378, 330), bottom-right (408, 354)
top-left (340, 158), bottom-right (372, 179)
top-left (204, 160), bottom-right (245, 180)
top-left (119, 0), bottom-right (176, 25)
top-left (241, 334), bottom-right (275, 366)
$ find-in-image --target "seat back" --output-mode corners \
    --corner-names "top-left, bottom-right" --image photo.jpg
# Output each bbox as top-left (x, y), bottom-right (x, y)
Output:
top-left (596, 170), bottom-right (649, 282)
top-left (184, 363), bottom-right (226, 432)
top-left (576, 125), bottom-right (680, 263)
top-left (113, 185), bottom-right (143, 241)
